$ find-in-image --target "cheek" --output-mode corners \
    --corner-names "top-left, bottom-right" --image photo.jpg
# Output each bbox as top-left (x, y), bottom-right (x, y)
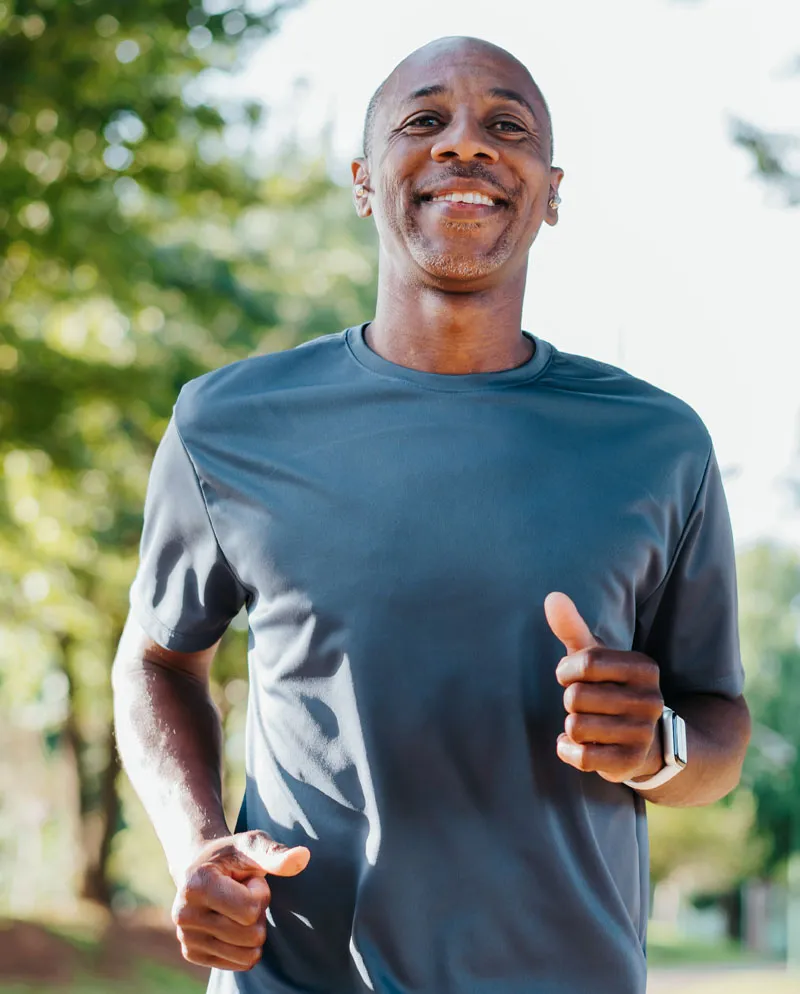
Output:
top-left (373, 178), bottom-right (416, 238)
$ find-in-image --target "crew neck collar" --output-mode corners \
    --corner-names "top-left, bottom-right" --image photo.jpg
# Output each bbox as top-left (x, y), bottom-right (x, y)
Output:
top-left (345, 322), bottom-right (551, 393)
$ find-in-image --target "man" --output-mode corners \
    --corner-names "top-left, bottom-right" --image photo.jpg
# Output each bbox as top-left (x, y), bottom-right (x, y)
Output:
top-left (112, 36), bottom-right (750, 994)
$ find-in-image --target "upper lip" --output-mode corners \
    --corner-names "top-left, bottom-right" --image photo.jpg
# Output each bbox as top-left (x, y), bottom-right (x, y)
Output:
top-left (418, 178), bottom-right (508, 204)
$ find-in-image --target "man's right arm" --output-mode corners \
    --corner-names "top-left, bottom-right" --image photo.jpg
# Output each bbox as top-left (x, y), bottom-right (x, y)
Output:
top-left (111, 613), bottom-right (230, 885)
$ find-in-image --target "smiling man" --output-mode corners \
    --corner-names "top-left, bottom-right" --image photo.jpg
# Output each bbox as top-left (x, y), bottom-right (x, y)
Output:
top-left (113, 36), bottom-right (750, 994)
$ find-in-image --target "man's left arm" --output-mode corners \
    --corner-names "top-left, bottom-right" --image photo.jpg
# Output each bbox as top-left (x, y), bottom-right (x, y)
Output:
top-left (546, 589), bottom-right (751, 807)
top-left (637, 691), bottom-right (750, 807)
top-left (546, 443), bottom-right (751, 808)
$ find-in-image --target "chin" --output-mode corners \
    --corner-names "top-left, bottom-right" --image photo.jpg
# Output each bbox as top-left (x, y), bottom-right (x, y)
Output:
top-left (407, 227), bottom-right (517, 284)
top-left (414, 249), bottom-right (509, 283)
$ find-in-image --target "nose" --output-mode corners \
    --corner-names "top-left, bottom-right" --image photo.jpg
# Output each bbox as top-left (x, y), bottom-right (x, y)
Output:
top-left (430, 112), bottom-right (499, 164)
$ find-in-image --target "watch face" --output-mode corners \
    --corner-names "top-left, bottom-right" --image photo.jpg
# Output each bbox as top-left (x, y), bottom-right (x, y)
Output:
top-left (673, 714), bottom-right (688, 768)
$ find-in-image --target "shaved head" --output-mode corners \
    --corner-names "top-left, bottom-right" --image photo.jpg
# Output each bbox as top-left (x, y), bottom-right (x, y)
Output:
top-left (362, 37), bottom-right (554, 163)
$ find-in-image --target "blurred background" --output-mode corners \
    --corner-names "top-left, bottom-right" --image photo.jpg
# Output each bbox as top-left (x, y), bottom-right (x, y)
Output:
top-left (0, 0), bottom-right (798, 991)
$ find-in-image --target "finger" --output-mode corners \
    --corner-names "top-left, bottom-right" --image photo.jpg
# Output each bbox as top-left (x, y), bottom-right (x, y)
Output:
top-left (564, 682), bottom-right (663, 720)
top-left (556, 649), bottom-right (661, 688)
top-left (181, 949), bottom-right (240, 971)
top-left (544, 592), bottom-right (600, 654)
top-left (234, 832), bottom-right (311, 877)
top-left (177, 906), bottom-right (268, 948)
top-left (565, 713), bottom-right (655, 747)
top-left (182, 868), bottom-right (268, 927)
top-left (180, 932), bottom-right (264, 971)
top-left (556, 733), bottom-right (639, 778)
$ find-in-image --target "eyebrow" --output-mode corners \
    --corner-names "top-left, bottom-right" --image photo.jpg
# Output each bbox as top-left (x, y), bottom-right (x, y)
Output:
top-left (487, 87), bottom-right (539, 122)
top-left (404, 84), bottom-right (540, 122)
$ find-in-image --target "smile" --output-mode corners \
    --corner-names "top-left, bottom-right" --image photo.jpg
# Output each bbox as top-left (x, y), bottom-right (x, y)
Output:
top-left (429, 191), bottom-right (497, 206)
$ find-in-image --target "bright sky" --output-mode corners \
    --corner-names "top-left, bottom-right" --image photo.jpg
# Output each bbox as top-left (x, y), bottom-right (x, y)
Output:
top-left (226, 0), bottom-right (800, 551)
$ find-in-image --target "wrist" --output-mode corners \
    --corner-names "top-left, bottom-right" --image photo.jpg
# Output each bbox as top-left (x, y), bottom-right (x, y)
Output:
top-left (167, 818), bottom-right (231, 885)
top-left (628, 728), bottom-right (664, 782)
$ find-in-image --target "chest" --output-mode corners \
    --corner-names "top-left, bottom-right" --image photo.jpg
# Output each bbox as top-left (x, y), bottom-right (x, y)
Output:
top-left (205, 403), bottom-right (675, 652)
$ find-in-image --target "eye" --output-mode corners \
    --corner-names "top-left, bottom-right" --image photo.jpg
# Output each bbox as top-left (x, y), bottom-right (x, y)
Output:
top-left (406, 113), bottom-right (441, 129)
top-left (491, 119), bottom-right (526, 133)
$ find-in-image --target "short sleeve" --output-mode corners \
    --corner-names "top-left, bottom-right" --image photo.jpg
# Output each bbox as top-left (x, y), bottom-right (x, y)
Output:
top-left (634, 445), bottom-right (744, 701)
top-left (129, 415), bottom-right (248, 652)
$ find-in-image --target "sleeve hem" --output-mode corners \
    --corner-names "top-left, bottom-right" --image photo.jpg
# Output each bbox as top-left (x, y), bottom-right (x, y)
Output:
top-left (666, 669), bottom-right (745, 703)
top-left (130, 597), bottom-right (230, 653)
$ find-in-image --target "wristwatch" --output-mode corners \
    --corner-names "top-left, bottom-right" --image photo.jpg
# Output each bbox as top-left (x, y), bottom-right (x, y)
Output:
top-left (623, 707), bottom-right (688, 791)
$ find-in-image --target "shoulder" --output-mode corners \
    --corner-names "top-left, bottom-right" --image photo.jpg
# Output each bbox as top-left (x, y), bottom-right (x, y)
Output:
top-left (173, 330), bottom-right (349, 438)
top-left (541, 344), bottom-right (712, 456)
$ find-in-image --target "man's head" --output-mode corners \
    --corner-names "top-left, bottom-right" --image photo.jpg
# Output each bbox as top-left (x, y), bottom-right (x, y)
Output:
top-left (352, 36), bottom-right (564, 288)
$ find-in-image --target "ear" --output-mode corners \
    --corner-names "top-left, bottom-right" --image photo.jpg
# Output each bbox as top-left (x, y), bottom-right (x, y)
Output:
top-left (351, 157), bottom-right (373, 218)
top-left (544, 166), bottom-right (565, 227)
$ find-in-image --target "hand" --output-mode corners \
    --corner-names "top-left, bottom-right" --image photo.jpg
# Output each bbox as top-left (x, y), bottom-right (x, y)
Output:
top-left (544, 591), bottom-right (664, 783)
top-left (171, 830), bottom-right (310, 971)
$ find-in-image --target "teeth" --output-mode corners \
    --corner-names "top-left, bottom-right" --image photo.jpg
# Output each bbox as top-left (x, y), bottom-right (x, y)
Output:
top-left (430, 191), bottom-right (496, 205)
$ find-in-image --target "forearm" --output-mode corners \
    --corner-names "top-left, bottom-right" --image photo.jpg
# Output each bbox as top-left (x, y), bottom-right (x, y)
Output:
top-left (635, 693), bottom-right (751, 807)
top-left (112, 635), bottom-right (230, 883)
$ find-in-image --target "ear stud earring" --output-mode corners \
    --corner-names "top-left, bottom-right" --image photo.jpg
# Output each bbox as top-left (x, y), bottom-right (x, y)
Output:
top-left (354, 185), bottom-right (367, 197)
top-left (549, 194), bottom-right (562, 209)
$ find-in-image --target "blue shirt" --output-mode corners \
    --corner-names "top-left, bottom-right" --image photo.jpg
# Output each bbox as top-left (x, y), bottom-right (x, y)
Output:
top-left (130, 325), bottom-right (743, 994)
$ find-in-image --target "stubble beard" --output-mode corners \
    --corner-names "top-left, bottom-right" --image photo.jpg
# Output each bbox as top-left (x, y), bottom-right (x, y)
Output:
top-left (403, 214), bottom-right (518, 283)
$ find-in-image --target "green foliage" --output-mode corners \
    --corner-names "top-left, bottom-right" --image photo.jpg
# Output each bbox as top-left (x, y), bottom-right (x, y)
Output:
top-left (737, 543), bottom-right (800, 870)
top-left (647, 541), bottom-right (800, 893)
top-left (648, 790), bottom-right (764, 891)
top-left (0, 0), bottom-right (377, 910)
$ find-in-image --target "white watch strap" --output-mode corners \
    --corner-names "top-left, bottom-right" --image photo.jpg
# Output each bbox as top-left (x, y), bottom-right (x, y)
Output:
top-left (623, 707), bottom-right (687, 791)
top-left (624, 761), bottom-right (683, 791)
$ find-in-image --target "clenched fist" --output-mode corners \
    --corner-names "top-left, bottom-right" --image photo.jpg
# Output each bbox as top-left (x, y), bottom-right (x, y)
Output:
top-left (171, 830), bottom-right (310, 972)
top-left (545, 591), bottom-right (665, 783)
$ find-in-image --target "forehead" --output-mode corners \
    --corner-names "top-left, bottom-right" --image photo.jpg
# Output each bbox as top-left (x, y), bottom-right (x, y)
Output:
top-left (380, 40), bottom-right (545, 121)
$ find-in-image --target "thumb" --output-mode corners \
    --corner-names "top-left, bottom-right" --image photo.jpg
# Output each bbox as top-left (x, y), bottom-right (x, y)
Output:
top-left (234, 831), bottom-right (311, 877)
top-left (544, 591), bottom-right (600, 654)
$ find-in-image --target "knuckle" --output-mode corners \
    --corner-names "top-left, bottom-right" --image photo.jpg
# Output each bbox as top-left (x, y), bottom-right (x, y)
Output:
top-left (565, 713), bottom-right (586, 742)
top-left (172, 897), bottom-right (192, 925)
top-left (183, 869), bottom-right (209, 903)
top-left (641, 660), bottom-right (660, 686)
top-left (563, 684), bottom-right (582, 711)
top-left (631, 723), bottom-right (654, 746)
top-left (581, 647), bottom-right (603, 677)
top-left (573, 744), bottom-right (590, 771)
top-left (576, 650), bottom-right (592, 679)
top-left (243, 899), bottom-right (265, 926)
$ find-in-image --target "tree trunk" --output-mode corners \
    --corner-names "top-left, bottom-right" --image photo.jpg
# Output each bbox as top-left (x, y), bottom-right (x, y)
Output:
top-left (59, 632), bottom-right (122, 909)
top-left (79, 720), bottom-right (121, 907)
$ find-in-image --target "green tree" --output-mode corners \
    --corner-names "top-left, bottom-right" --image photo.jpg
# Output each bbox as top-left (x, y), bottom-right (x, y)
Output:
top-left (0, 0), bottom-right (377, 911)
top-left (737, 542), bottom-right (800, 871)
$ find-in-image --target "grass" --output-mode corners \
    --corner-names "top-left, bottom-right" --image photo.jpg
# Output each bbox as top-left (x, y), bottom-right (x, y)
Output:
top-left (0, 911), bottom-right (208, 994)
top-left (647, 936), bottom-right (761, 967)
top-left (0, 963), bottom-right (205, 994)
top-left (1, 915), bottom-right (796, 994)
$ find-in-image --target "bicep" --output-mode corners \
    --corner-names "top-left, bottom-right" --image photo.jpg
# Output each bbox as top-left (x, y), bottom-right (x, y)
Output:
top-left (671, 691), bottom-right (751, 756)
top-left (113, 612), bottom-right (221, 687)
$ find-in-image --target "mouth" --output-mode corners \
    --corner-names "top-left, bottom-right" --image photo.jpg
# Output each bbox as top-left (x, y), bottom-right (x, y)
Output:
top-left (417, 189), bottom-right (508, 220)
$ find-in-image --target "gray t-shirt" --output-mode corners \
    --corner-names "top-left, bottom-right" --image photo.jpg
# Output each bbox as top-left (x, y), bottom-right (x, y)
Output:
top-left (130, 324), bottom-right (743, 994)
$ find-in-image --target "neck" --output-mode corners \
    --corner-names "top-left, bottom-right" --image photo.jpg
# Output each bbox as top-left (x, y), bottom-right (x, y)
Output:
top-left (367, 259), bottom-right (531, 374)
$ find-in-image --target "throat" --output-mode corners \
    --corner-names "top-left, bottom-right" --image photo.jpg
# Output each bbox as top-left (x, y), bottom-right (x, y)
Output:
top-left (364, 322), bottom-right (534, 376)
